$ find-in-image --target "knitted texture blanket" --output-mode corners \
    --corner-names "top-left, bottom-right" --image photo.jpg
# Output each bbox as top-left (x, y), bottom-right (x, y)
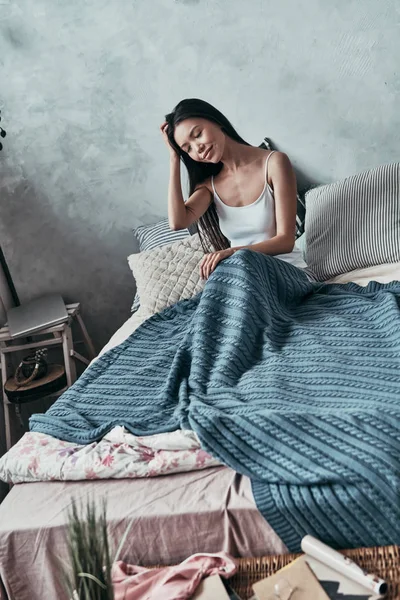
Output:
top-left (30, 250), bottom-right (400, 551)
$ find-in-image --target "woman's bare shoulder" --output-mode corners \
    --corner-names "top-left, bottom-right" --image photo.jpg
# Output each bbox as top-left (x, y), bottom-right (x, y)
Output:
top-left (267, 150), bottom-right (292, 170)
top-left (194, 177), bottom-right (213, 194)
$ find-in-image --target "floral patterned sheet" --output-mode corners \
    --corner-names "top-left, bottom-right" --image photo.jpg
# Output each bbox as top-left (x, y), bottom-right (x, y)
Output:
top-left (0, 427), bottom-right (220, 483)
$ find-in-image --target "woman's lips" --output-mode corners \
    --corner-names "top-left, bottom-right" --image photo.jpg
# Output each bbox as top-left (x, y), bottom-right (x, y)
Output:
top-left (203, 146), bottom-right (213, 160)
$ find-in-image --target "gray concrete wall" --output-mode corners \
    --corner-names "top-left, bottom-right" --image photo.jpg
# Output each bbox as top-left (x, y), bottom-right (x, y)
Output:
top-left (0, 0), bottom-right (399, 349)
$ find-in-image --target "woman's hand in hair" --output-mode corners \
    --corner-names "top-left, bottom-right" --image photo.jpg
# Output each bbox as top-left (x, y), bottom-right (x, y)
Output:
top-left (160, 122), bottom-right (179, 158)
top-left (200, 248), bottom-right (234, 280)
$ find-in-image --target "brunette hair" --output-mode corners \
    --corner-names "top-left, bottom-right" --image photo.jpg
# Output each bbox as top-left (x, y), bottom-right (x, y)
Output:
top-left (165, 98), bottom-right (251, 251)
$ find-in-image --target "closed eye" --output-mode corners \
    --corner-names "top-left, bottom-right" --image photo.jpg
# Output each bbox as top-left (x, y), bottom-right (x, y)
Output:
top-left (187, 131), bottom-right (201, 153)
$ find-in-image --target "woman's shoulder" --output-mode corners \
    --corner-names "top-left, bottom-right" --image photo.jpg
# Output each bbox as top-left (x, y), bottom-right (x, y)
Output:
top-left (263, 149), bottom-right (291, 164)
top-left (245, 147), bottom-right (286, 169)
top-left (194, 177), bottom-right (213, 194)
top-left (260, 148), bottom-right (289, 162)
top-left (249, 149), bottom-right (292, 189)
top-left (265, 150), bottom-right (292, 174)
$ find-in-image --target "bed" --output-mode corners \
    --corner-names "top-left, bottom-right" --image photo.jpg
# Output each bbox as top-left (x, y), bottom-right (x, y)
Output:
top-left (0, 238), bottom-right (294, 600)
top-left (0, 256), bottom-right (398, 599)
top-left (0, 467), bottom-right (287, 600)
top-left (0, 161), bottom-right (399, 599)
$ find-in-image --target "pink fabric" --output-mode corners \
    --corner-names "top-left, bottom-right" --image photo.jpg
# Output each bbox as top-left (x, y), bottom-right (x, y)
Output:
top-left (112, 552), bottom-right (237, 600)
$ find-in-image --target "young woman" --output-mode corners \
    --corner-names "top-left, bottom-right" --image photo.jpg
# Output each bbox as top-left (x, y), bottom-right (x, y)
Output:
top-left (161, 98), bottom-right (306, 280)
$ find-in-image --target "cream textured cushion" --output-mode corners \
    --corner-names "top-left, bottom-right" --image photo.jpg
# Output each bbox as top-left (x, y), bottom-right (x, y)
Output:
top-left (127, 234), bottom-right (205, 315)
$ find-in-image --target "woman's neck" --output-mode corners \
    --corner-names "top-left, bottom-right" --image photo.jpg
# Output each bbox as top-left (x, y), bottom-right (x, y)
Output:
top-left (220, 138), bottom-right (260, 173)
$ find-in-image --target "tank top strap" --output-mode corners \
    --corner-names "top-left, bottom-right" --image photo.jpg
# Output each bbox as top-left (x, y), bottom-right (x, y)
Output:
top-left (211, 174), bottom-right (217, 197)
top-left (265, 150), bottom-right (276, 182)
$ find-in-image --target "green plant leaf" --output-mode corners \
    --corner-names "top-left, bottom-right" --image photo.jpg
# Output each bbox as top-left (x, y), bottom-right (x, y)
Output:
top-left (78, 572), bottom-right (108, 589)
top-left (60, 496), bottom-right (115, 600)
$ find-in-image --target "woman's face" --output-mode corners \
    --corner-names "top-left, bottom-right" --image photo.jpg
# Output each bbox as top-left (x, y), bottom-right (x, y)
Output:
top-left (173, 117), bottom-right (225, 163)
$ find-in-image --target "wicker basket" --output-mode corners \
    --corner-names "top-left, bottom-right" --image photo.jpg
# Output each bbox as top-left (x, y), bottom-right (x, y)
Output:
top-left (229, 545), bottom-right (400, 599)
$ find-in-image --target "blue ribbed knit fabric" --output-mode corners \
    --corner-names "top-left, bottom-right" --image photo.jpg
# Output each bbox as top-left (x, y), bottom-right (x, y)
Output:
top-left (29, 250), bottom-right (400, 551)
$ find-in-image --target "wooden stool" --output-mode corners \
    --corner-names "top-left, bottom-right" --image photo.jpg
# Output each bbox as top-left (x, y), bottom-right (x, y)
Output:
top-left (0, 303), bottom-right (96, 450)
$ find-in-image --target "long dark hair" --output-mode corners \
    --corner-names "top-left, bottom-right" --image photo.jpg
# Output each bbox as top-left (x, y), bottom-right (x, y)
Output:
top-left (165, 99), bottom-right (251, 252)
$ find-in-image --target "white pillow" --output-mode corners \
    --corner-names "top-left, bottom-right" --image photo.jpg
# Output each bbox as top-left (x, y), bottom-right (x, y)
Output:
top-left (127, 234), bottom-right (205, 315)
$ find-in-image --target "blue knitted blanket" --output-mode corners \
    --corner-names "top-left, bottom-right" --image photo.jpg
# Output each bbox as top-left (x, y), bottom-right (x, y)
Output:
top-left (30, 250), bottom-right (400, 551)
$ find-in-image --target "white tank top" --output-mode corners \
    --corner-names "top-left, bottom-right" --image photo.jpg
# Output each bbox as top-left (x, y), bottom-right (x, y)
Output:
top-left (212, 152), bottom-right (276, 247)
top-left (211, 151), bottom-right (307, 269)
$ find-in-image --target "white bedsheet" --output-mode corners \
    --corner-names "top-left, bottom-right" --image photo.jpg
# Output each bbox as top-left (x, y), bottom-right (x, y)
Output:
top-left (327, 261), bottom-right (400, 286)
top-left (96, 305), bottom-right (150, 361)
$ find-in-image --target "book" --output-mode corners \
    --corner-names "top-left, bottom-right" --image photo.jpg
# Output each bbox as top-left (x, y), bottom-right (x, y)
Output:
top-left (252, 558), bottom-right (330, 600)
top-left (252, 535), bottom-right (388, 600)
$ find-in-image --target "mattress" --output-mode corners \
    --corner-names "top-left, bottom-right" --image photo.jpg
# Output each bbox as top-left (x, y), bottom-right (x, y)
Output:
top-left (0, 466), bottom-right (287, 600)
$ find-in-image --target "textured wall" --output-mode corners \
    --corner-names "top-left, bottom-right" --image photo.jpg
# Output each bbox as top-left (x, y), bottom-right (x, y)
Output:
top-left (0, 0), bottom-right (399, 349)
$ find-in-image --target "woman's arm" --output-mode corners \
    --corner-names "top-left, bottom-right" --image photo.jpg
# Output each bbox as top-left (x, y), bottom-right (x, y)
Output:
top-left (160, 122), bottom-right (212, 231)
top-left (237, 152), bottom-right (297, 254)
top-left (167, 153), bottom-right (212, 230)
top-left (200, 152), bottom-right (297, 279)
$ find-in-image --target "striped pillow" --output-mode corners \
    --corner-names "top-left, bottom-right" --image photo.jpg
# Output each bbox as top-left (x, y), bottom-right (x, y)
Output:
top-left (131, 219), bottom-right (190, 311)
top-left (259, 137), bottom-right (305, 238)
top-left (305, 163), bottom-right (400, 281)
